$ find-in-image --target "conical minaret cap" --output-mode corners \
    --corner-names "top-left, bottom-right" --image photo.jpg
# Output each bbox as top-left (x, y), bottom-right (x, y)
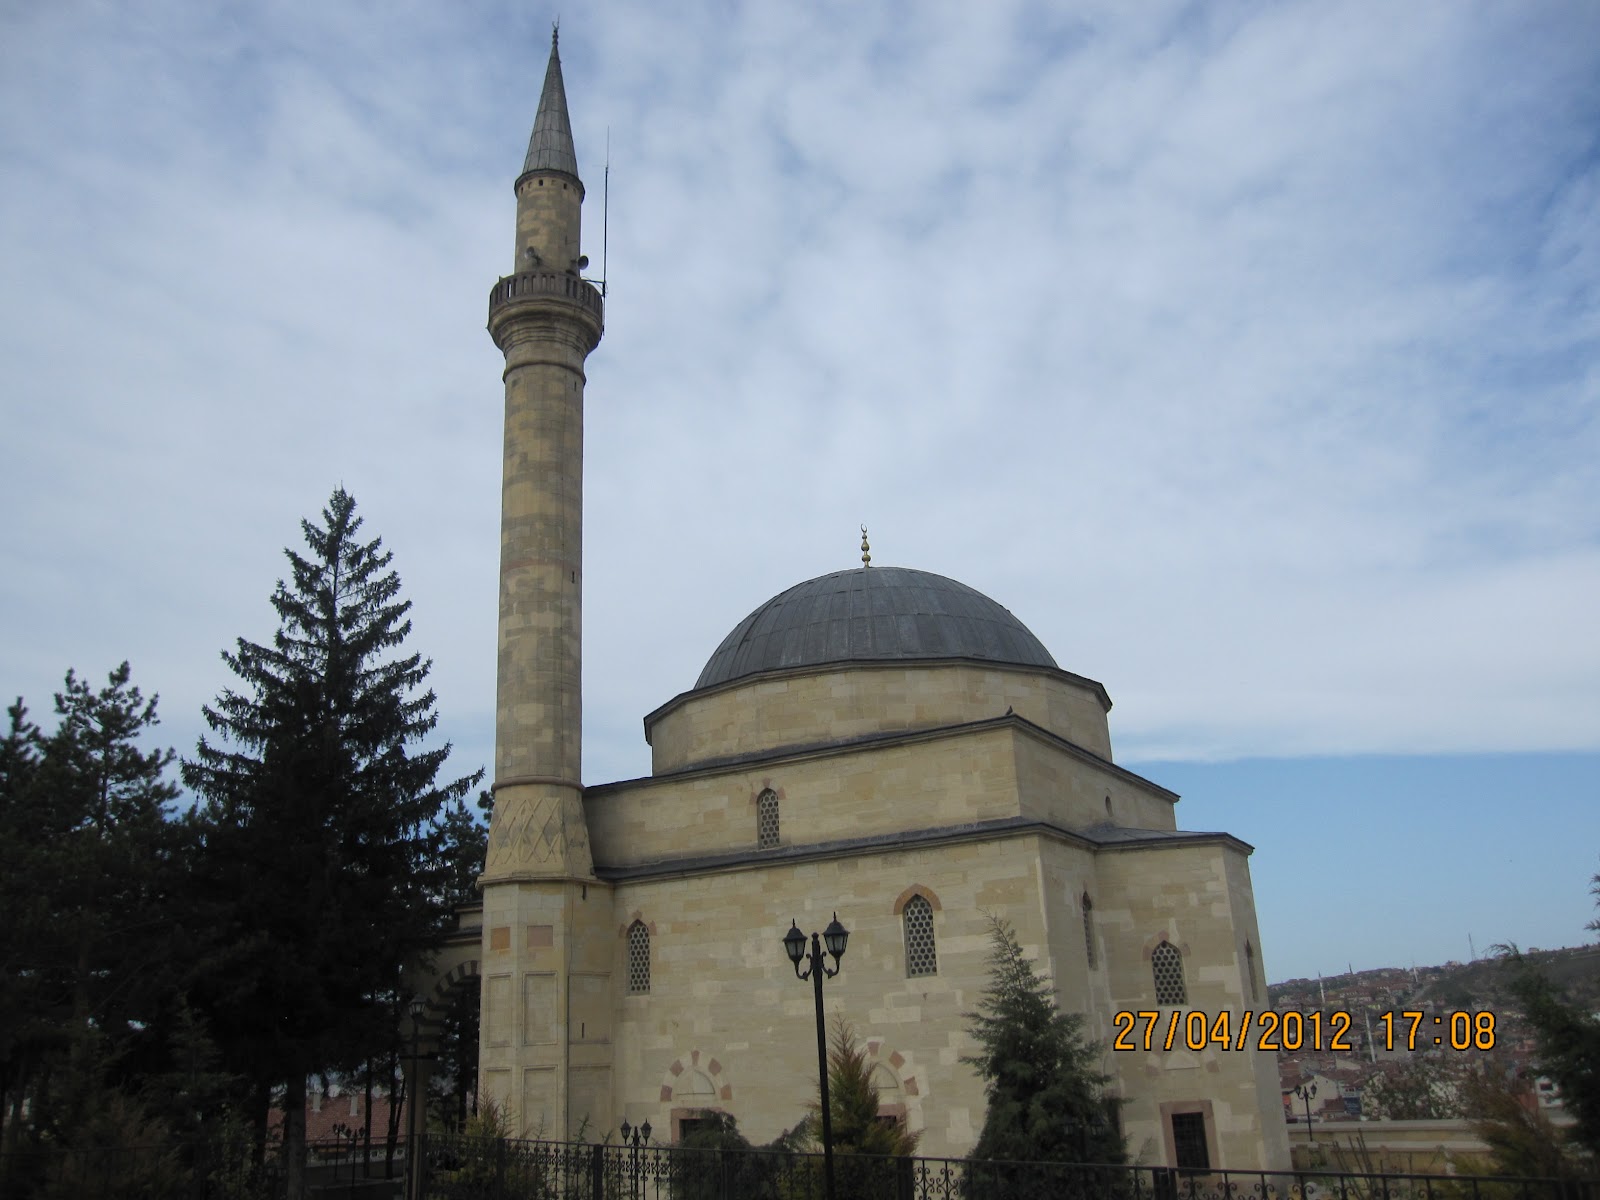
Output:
top-left (523, 28), bottom-right (580, 180)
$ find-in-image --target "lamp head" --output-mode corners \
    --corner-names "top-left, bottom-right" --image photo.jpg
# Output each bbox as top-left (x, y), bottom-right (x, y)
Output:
top-left (641, 1120), bottom-right (652, 1144)
top-left (823, 912), bottom-right (848, 961)
top-left (783, 920), bottom-right (807, 967)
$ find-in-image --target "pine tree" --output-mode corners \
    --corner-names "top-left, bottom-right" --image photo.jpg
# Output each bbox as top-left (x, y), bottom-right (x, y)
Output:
top-left (964, 916), bottom-right (1125, 1167)
top-left (0, 667), bottom-right (182, 1148)
top-left (182, 488), bottom-right (481, 1199)
top-left (806, 1019), bottom-right (919, 1159)
top-left (0, 699), bottom-right (45, 1152)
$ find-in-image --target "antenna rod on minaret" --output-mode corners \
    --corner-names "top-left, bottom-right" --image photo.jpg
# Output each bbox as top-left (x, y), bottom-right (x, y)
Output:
top-left (602, 128), bottom-right (610, 299)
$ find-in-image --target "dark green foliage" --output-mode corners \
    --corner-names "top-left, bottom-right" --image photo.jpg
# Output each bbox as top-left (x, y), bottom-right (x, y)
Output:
top-left (182, 488), bottom-right (482, 1194)
top-left (802, 1019), bottom-right (920, 1159)
top-left (435, 789), bottom-right (491, 915)
top-left (428, 982), bottom-right (482, 1131)
top-left (0, 698), bottom-right (45, 1151)
top-left (1499, 940), bottom-right (1600, 1160)
top-left (0, 667), bottom-right (184, 1152)
top-left (1460, 1067), bottom-right (1591, 1180)
top-left (964, 916), bottom-right (1125, 1167)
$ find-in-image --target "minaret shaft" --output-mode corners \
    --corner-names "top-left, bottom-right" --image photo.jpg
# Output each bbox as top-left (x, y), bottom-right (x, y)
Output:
top-left (479, 32), bottom-right (611, 1142)
top-left (483, 35), bottom-right (601, 883)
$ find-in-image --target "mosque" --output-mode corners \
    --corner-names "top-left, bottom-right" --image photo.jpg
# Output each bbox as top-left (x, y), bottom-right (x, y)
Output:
top-left (462, 31), bottom-right (1291, 1170)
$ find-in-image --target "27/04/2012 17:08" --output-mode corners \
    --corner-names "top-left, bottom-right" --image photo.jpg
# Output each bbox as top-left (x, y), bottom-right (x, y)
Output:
top-left (1110, 1009), bottom-right (1497, 1053)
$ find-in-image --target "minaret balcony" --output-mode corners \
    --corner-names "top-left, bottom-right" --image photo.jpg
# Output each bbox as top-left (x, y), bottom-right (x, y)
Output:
top-left (488, 270), bottom-right (604, 327)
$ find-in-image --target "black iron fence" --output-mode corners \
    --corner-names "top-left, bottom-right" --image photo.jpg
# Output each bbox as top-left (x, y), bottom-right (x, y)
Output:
top-left (0, 1136), bottom-right (405, 1200)
top-left (3, 1135), bottom-right (1592, 1200)
top-left (415, 1135), bottom-right (1599, 1200)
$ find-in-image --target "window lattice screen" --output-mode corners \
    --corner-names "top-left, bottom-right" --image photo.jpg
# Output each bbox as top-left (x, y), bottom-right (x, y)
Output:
top-left (903, 895), bottom-right (937, 977)
top-left (1152, 940), bottom-right (1186, 1005)
top-left (1082, 895), bottom-right (1096, 969)
top-left (627, 921), bottom-right (651, 994)
top-left (757, 789), bottom-right (779, 849)
top-left (1172, 1112), bottom-right (1210, 1171)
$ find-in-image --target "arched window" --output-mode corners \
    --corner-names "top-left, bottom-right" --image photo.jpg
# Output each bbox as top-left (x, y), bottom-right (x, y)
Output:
top-left (1082, 894), bottom-right (1096, 970)
top-left (1152, 940), bottom-right (1186, 1005)
top-left (1245, 941), bottom-right (1259, 1004)
top-left (757, 789), bottom-right (780, 850)
top-left (903, 895), bottom-right (938, 977)
top-left (627, 921), bottom-right (651, 994)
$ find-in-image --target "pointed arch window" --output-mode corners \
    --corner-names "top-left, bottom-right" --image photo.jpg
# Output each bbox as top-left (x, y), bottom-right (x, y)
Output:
top-left (903, 895), bottom-right (937, 977)
top-left (1152, 940), bottom-right (1186, 1006)
top-left (627, 921), bottom-right (651, 994)
top-left (757, 789), bottom-right (780, 850)
top-left (1082, 894), bottom-right (1096, 970)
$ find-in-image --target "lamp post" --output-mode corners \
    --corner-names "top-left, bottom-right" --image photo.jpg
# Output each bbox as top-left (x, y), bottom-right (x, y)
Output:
top-left (783, 913), bottom-right (849, 1200)
top-left (1294, 1082), bottom-right (1317, 1143)
top-left (406, 997), bottom-right (426, 1200)
top-left (620, 1119), bottom-right (651, 1200)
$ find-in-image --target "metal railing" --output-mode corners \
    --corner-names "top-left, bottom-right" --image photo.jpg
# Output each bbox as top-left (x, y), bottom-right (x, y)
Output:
top-left (414, 1135), bottom-right (1600, 1200)
top-left (488, 271), bottom-right (604, 322)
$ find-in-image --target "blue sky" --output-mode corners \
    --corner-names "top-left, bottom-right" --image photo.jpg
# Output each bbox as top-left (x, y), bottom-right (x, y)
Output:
top-left (2, 1), bottom-right (1597, 985)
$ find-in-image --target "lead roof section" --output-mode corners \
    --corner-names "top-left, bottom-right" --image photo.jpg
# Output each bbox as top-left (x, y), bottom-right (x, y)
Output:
top-left (523, 31), bottom-right (580, 180)
top-left (695, 565), bottom-right (1059, 690)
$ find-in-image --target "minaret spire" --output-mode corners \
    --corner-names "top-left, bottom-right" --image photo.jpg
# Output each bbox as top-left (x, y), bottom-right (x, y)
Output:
top-left (523, 25), bottom-right (580, 183)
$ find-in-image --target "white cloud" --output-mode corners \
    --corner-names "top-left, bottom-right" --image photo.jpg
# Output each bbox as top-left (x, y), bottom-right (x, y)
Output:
top-left (1, 0), bottom-right (1596, 794)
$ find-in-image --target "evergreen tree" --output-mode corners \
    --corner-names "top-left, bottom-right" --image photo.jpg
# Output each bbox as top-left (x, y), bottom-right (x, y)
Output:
top-left (964, 916), bottom-right (1125, 1167)
top-left (1498, 945), bottom-right (1600, 1155)
top-left (182, 488), bottom-right (481, 1199)
top-left (0, 699), bottom-right (45, 1151)
top-left (0, 667), bottom-right (183, 1149)
top-left (804, 1019), bottom-right (919, 1158)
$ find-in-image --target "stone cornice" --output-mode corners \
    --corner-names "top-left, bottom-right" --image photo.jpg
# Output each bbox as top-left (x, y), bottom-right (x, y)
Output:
top-left (590, 712), bottom-right (1179, 804)
top-left (590, 814), bottom-right (1252, 883)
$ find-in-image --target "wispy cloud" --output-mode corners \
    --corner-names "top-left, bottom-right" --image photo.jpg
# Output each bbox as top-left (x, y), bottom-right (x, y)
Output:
top-left (1, 1), bottom-right (1595, 795)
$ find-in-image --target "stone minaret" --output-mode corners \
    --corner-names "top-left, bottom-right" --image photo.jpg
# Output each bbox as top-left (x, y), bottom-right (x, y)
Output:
top-left (480, 29), bottom-right (611, 1136)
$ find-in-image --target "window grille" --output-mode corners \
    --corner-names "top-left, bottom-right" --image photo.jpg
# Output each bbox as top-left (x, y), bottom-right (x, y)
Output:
top-left (1172, 1112), bottom-right (1210, 1171)
top-left (903, 895), bottom-right (937, 977)
top-left (757, 789), bottom-right (779, 850)
top-left (627, 921), bottom-right (650, 994)
top-left (1152, 940), bottom-right (1186, 1005)
top-left (1082, 894), bottom-right (1096, 970)
top-left (1246, 942), bottom-right (1259, 1004)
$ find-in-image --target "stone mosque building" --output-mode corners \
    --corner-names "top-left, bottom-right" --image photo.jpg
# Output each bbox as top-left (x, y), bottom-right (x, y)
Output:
top-left (448, 32), bottom-right (1291, 1171)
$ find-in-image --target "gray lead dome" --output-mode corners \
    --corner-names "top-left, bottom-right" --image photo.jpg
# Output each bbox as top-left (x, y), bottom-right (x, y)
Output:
top-left (695, 566), bottom-right (1058, 690)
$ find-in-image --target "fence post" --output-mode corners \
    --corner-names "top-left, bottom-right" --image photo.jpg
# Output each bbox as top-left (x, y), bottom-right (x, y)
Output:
top-left (592, 1143), bottom-right (604, 1200)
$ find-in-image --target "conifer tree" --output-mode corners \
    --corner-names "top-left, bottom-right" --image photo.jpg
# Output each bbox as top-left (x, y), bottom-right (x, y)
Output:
top-left (0, 699), bottom-right (44, 1151)
top-left (0, 667), bottom-right (182, 1147)
top-left (964, 916), bottom-right (1125, 1167)
top-left (805, 1019), bottom-right (920, 1159)
top-left (182, 488), bottom-right (481, 1198)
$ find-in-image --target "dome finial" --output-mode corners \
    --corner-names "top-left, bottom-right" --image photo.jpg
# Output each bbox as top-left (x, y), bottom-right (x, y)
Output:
top-left (860, 525), bottom-right (872, 568)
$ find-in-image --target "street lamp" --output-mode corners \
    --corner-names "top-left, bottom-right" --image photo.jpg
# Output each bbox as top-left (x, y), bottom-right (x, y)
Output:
top-left (1294, 1082), bottom-right (1318, 1143)
top-left (783, 914), bottom-right (849, 1200)
top-left (620, 1120), bottom-right (651, 1200)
